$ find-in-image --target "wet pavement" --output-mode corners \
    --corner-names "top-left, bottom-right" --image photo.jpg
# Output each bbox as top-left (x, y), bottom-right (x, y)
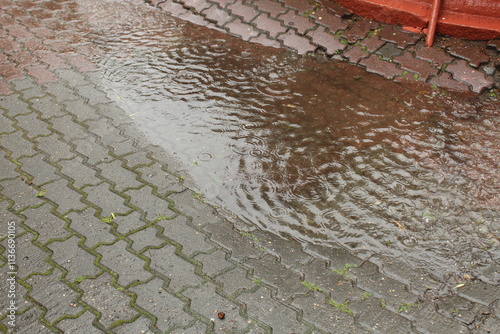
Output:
top-left (1, 0), bottom-right (499, 333)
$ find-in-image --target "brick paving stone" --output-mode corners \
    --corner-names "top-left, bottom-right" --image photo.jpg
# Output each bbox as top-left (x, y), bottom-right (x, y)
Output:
top-left (210, 0), bottom-right (237, 8)
top-left (311, 7), bottom-right (348, 32)
top-left (30, 95), bottom-right (66, 119)
top-left (375, 42), bottom-right (402, 60)
top-left (1, 130), bottom-right (37, 159)
top-left (21, 204), bottom-right (71, 245)
top-left (43, 179), bottom-right (87, 214)
top-left (279, 9), bottom-right (315, 34)
top-left (444, 40), bottom-right (490, 68)
top-left (0, 80), bottom-right (11, 94)
top-left (344, 44), bottom-right (371, 64)
top-left (58, 156), bottom-right (100, 189)
top-left (277, 29), bottom-right (316, 55)
top-left (393, 50), bottom-right (437, 80)
top-left (7, 232), bottom-right (51, 279)
top-left (158, 1), bottom-right (189, 16)
top-left (147, 243), bottom-right (205, 290)
top-left (0, 63), bottom-right (24, 82)
top-left (85, 182), bottom-right (131, 217)
top-left (252, 13), bottom-right (287, 38)
top-left (415, 46), bottom-right (454, 68)
top-left (359, 34), bottom-right (385, 52)
top-left (127, 225), bottom-right (164, 252)
top-left (201, 4), bottom-right (233, 26)
top-left (428, 72), bottom-right (471, 93)
top-left (227, 1), bottom-right (259, 22)
top-left (359, 54), bottom-right (403, 79)
top-left (283, 0), bottom-right (316, 15)
top-left (131, 278), bottom-right (194, 332)
top-left (62, 99), bottom-right (100, 122)
top-left (253, 0), bottom-right (288, 18)
top-left (379, 24), bottom-right (421, 48)
top-left (249, 32), bottom-right (282, 47)
top-left (307, 26), bottom-right (346, 55)
top-left (182, 0), bottom-right (212, 13)
top-left (178, 11), bottom-right (210, 26)
top-left (225, 18), bottom-right (260, 40)
top-left (36, 133), bottom-right (75, 162)
top-left (342, 18), bottom-right (380, 43)
top-left (15, 112), bottom-right (51, 138)
top-left (195, 249), bottom-right (235, 276)
top-left (446, 59), bottom-right (494, 93)
top-left (72, 137), bottom-right (110, 165)
top-left (135, 163), bottom-right (186, 195)
top-left (0, 178), bottom-right (44, 212)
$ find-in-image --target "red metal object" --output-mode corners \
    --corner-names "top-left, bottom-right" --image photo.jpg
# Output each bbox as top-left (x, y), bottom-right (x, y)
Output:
top-left (330, 0), bottom-right (500, 41)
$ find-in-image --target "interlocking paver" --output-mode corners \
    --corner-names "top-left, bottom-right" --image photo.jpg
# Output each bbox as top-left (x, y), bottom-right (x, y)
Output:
top-left (147, 243), bottom-right (204, 291)
top-left (18, 153), bottom-right (59, 186)
top-left (446, 59), bottom-right (494, 93)
top-left (48, 236), bottom-right (102, 282)
top-left (78, 272), bottom-right (139, 328)
top-left (307, 26), bottom-right (346, 55)
top-left (27, 268), bottom-right (84, 324)
top-left (21, 204), bottom-right (71, 245)
top-left (54, 311), bottom-right (101, 334)
top-left (85, 182), bottom-right (130, 217)
top-left (225, 18), bottom-right (260, 40)
top-left (131, 278), bottom-right (194, 332)
top-left (158, 215), bottom-right (213, 256)
top-left (359, 54), bottom-right (403, 79)
top-left (227, 1), bottom-right (259, 22)
top-left (252, 13), bottom-right (287, 38)
top-left (238, 286), bottom-right (311, 333)
top-left (126, 185), bottom-right (177, 222)
top-left (66, 208), bottom-right (117, 248)
top-left (277, 29), bottom-right (316, 55)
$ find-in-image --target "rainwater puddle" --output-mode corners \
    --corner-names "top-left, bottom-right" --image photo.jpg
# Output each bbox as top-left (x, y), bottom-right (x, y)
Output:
top-left (80, 0), bottom-right (499, 283)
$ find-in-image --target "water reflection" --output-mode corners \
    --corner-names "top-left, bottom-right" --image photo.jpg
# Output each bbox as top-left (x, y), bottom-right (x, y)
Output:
top-left (83, 2), bottom-right (499, 282)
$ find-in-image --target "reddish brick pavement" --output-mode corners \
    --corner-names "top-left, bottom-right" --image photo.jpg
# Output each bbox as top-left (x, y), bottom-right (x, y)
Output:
top-left (147, 0), bottom-right (499, 95)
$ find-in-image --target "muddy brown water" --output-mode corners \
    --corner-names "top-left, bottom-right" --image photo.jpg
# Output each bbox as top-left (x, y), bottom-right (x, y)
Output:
top-left (79, 0), bottom-right (499, 284)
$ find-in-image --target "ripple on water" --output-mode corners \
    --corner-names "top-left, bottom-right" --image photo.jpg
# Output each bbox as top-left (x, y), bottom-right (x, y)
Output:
top-left (86, 3), bottom-right (500, 281)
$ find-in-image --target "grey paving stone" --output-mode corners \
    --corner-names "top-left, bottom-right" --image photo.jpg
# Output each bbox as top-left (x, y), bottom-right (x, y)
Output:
top-left (48, 235), bottom-right (101, 282)
top-left (292, 292), bottom-right (366, 333)
top-left (97, 240), bottom-right (151, 287)
top-left (11, 77), bottom-right (37, 91)
top-left (146, 243), bottom-right (204, 291)
top-left (96, 159), bottom-right (142, 191)
top-left (78, 272), bottom-right (139, 329)
top-left (55, 311), bottom-right (102, 334)
top-left (195, 249), bottom-right (235, 277)
top-left (19, 153), bottom-right (59, 186)
top-left (203, 219), bottom-right (263, 261)
top-left (237, 286), bottom-right (311, 333)
top-left (45, 81), bottom-right (80, 103)
top-left (215, 266), bottom-right (255, 297)
top-left (15, 112), bottom-right (51, 138)
top-left (72, 136), bottom-right (111, 165)
top-left (114, 210), bottom-right (147, 235)
top-left (19, 85), bottom-right (46, 100)
top-left (135, 163), bottom-right (187, 195)
top-left (43, 179), bottom-right (87, 215)
top-left (30, 95), bottom-right (66, 119)
top-left (26, 268), bottom-right (84, 324)
top-left (0, 112), bottom-right (16, 133)
top-left (49, 114), bottom-right (89, 139)
top-left (21, 203), bottom-right (71, 245)
top-left (1, 130), bottom-right (37, 159)
top-left (58, 156), bottom-right (100, 189)
top-left (66, 208), bottom-right (116, 249)
top-left (252, 230), bottom-right (311, 267)
top-left (0, 178), bottom-right (44, 212)
top-left (0, 94), bottom-right (32, 117)
top-left (55, 68), bottom-right (89, 87)
top-left (35, 133), bottom-right (75, 162)
top-left (0, 151), bottom-right (19, 180)
top-left (84, 182), bottom-right (130, 217)
top-left (245, 254), bottom-right (309, 300)
top-left (132, 278), bottom-right (194, 333)
top-left (406, 301), bottom-right (470, 334)
top-left (62, 99), bottom-right (101, 122)
top-left (75, 84), bottom-right (111, 105)
top-left (126, 185), bottom-right (177, 222)
top-left (158, 215), bottom-right (213, 256)
top-left (1, 306), bottom-right (53, 334)
top-left (127, 226), bottom-right (164, 252)
top-left (351, 261), bottom-right (419, 307)
top-left (110, 315), bottom-right (154, 334)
